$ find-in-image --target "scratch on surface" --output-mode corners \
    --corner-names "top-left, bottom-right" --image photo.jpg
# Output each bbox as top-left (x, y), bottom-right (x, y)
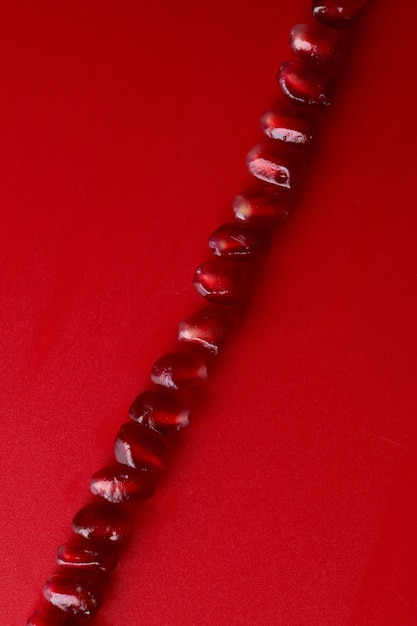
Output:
top-left (372, 400), bottom-right (397, 411)
top-left (76, 179), bottom-right (87, 203)
top-left (388, 586), bottom-right (410, 608)
top-left (146, 287), bottom-right (189, 302)
top-left (125, 270), bottom-right (131, 309)
top-left (359, 429), bottom-right (410, 451)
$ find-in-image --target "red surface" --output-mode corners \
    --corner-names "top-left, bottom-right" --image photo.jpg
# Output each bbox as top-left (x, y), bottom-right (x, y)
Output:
top-left (1, 1), bottom-right (417, 624)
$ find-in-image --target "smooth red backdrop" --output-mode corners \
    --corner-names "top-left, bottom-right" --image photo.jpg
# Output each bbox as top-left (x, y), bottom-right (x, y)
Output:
top-left (1, 1), bottom-right (417, 624)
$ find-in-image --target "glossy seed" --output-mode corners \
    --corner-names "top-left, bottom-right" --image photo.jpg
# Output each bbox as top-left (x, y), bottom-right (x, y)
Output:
top-left (179, 305), bottom-right (239, 355)
top-left (27, 604), bottom-right (68, 626)
top-left (312, 0), bottom-right (368, 28)
top-left (129, 389), bottom-right (190, 434)
top-left (260, 107), bottom-right (317, 145)
top-left (57, 537), bottom-right (119, 572)
top-left (43, 572), bottom-right (101, 616)
top-left (233, 189), bottom-right (290, 222)
top-left (90, 464), bottom-right (155, 503)
top-left (72, 502), bottom-right (130, 543)
top-left (277, 60), bottom-right (333, 108)
top-left (246, 143), bottom-right (299, 189)
top-left (193, 259), bottom-right (249, 305)
top-left (290, 23), bottom-right (346, 68)
top-left (208, 222), bottom-right (271, 260)
top-left (150, 351), bottom-right (208, 389)
top-left (115, 421), bottom-right (168, 472)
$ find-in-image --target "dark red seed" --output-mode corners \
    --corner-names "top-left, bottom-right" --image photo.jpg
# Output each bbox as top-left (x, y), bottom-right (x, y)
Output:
top-left (208, 222), bottom-right (271, 260)
top-left (43, 572), bottom-right (101, 616)
top-left (129, 389), bottom-right (190, 434)
top-left (260, 107), bottom-right (317, 145)
top-left (27, 604), bottom-right (68, 626)
top-left (72, 502), bottom-right (130, 543)
top-left (90, 464), bottom-right (155, 503)
top-left (246, 143), bottom-right (299, 190)
top-left (233, 189), bottom-right (290, 223)
top-left (57, 537), bottom-right (119, 572)
top-left (115, 421), bottom-right (168, 472)
top-left (312, 0), bottom-right (368, 28)
top-left (150, 351), bottom-right (208, 389)
top-left (277, 60), bottom-right (333, 108)
top-left (290, 23), bottom-right (346, 68)
top-left (178, 305), bottom-right (239, 356)
top-left (193, 259), bottom-right (249, 305)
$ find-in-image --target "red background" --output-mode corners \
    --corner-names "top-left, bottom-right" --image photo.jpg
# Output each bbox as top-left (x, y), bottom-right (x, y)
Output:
top-left (1, 1), bottom-right (417, 624)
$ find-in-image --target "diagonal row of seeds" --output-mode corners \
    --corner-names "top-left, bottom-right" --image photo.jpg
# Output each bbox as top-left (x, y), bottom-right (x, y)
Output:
top-left (27, 1), bottom-right (368, 623)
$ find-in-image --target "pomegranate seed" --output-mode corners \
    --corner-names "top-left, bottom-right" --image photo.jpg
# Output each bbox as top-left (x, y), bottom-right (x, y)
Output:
top-left (150, 351), bottom-right (208, 389)
top-left (312, 0), bottom-right (368, 28)
top-left (43, 572), bottom-right (101, 616)
top-left (90, 464), bottom-right (155, 503)
top-left (115, 421), bottom-right (168, 472)
top-left (277, 60), bottom-right (333, 108)
top-left (193, 259), bottom-right (249, 305)
top-left (57, 537), bottom-right (119, 572)
top-left (179, 305), bottom-right (238, 355)
top-left (72, 502), bottom-right (130, 543)
top-left (129, 389), bottom-right (191, 434)
top-left (208, 222), bottom-right (271, 260)
top-left (290, 23), bottom-right (346, 68)
top-left (233, 189), bottom-right (290, 222)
